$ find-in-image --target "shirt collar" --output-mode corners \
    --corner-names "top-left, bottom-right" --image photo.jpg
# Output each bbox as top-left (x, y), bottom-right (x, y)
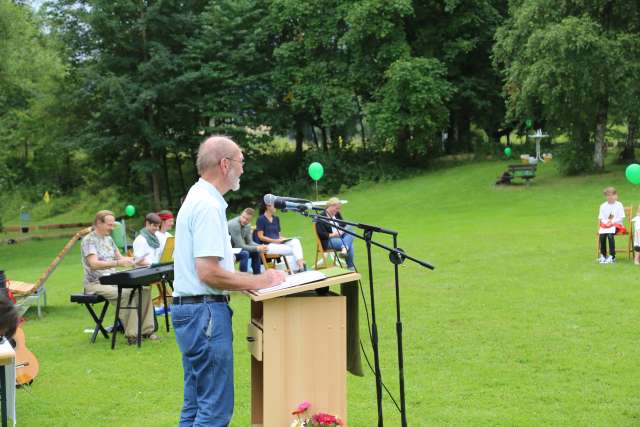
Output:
top-left (197, 178), bottom-right (228, 209)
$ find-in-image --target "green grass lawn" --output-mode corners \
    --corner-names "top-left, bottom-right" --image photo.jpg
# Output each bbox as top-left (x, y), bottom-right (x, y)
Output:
top-left (3, 159), bottom-right (640, 426)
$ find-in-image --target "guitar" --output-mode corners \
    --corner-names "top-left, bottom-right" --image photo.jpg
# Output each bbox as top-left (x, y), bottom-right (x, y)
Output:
top-left (12, 320), bottom-right (38, 386)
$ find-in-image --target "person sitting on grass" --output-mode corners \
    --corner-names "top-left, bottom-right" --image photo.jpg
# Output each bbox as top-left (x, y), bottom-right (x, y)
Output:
top-left (495, 171), bottom-right (513, 185)
top-left (81, 210), bottom-right (158, 344)
top-left (256, 201), bottom-right (306, 273)
top-left (598, 187), bottom-right (626, 264)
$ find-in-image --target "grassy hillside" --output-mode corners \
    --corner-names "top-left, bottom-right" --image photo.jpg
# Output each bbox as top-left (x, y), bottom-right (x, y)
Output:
top-left (2, 159), bottom-right (640, 425)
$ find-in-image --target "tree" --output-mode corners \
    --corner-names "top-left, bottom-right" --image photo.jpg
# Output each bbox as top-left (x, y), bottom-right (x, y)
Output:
top-left (367, 57), bottom-right (453, 159)
top-left (0, 0), bottom-right (66, 189)
top-left (494, 0), bottom-right (638, 172)
top-left (44, 0), bottom-right (209, 208)
top-left (264, 0), bottom-right (359, 153)
top-left (409, 0), bottom-right (507, 152)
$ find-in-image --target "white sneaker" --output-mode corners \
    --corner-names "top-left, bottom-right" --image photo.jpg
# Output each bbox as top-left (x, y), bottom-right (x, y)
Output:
top-left (598, 255), bottom-right (606, 264)
top-left (605, 256), bottom-right (614, 264)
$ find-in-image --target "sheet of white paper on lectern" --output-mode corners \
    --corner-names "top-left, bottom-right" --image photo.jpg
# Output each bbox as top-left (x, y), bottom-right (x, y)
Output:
top-left (256, 270), bottom-right (326, 294)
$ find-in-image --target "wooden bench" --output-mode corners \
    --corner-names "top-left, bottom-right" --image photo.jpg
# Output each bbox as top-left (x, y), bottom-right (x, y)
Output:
top-left (507, 164), bottom-right (537, 185)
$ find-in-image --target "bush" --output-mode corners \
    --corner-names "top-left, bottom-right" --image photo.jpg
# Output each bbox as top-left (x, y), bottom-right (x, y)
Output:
top-left (555, 140), bottom-right (594, 175)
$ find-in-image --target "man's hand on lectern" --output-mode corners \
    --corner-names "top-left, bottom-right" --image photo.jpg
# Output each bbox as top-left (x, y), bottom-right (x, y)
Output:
top-left (261, 269), bottom-right (286, 288)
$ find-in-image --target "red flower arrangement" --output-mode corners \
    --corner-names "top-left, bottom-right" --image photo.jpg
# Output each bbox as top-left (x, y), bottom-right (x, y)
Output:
top-left (290, 401), bottom-right (343, 427)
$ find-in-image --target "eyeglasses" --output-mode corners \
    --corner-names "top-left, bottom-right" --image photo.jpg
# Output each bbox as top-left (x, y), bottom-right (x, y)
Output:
top-left (225, 157), bottom-right (245, 166)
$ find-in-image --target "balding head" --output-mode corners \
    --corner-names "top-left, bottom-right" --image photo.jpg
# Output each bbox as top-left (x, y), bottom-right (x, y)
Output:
top-left (196, 135), bottom-right (239, 176)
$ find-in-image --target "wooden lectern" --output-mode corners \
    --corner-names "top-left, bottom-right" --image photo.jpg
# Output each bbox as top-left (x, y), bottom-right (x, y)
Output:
top-left (246, 271), bottom-right (360, 427)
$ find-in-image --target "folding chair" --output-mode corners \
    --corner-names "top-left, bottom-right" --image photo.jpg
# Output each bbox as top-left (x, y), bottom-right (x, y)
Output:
top-left (595, 206), bottom-right (633, 260)
top-left (153, 236), bottom-right (175, 306)
top-left (259, 253), bottom-right (292, 274)
top-left (313, 223), bottom-right (342, 269)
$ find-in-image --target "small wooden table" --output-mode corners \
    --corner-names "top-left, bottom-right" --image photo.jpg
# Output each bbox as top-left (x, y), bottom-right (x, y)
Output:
top-left (0, 339), bottom-right (16, 427)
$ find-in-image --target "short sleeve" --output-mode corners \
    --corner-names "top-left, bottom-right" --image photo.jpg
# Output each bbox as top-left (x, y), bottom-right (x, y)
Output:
top-left (192, 201), bottom-right (226, 259)
top-left (133, 236), bottom-right (149, 258)
top-left (256, 215), bottom-right (266, 232)
top-left (81, 237), bottom-right (97, 258)
top-left (275, 217), bottom-right (281, 233)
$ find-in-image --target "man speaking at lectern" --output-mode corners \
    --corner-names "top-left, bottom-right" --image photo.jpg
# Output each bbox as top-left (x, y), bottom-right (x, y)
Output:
top-left (172, 135), bottom-right (286, 426)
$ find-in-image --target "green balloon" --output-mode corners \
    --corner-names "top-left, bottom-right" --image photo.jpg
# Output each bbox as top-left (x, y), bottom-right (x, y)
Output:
top-left (625, 164), bottom-right (640, 185)
top-left (124, 204), bottom-right (136, 217)
top-left (504, 147), bottom-right (512, 157)
top-left (308, 162), bottom-right (324, 181)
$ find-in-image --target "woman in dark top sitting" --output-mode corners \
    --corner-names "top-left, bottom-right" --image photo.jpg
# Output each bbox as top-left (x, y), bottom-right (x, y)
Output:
top-left (256, 202), bottom-right (306, 272)
top-left (315, 197), bottom-right (355, 269)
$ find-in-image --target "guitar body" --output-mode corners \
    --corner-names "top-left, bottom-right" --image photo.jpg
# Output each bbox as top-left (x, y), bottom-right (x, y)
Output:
top-left (13, 324), bottom-right (39, 385)
top-left (0, 226), bottom-right (88, 385)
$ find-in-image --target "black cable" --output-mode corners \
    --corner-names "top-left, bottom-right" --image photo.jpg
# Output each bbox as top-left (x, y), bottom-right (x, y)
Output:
top-left (350, 255), bottom-right (402, 415)
top-left (359, 339), bottom-right (402, 413)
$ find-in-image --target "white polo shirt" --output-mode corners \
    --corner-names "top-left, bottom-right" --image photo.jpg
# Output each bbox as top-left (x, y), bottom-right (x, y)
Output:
top-left (173, 178), bottom-right (234, 297)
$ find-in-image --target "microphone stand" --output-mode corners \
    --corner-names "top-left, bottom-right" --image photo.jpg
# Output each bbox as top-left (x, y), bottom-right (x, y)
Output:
top-left (291, 207), bottom-right (434, 427)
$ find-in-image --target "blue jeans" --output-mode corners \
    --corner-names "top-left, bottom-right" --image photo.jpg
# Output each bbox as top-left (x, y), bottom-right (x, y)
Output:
top-left (235, 250), bottom-right (261, 274)
top-left (172, 301), bottom-right (234, 427)
top-left (326, 232), bottom-right (355, 268)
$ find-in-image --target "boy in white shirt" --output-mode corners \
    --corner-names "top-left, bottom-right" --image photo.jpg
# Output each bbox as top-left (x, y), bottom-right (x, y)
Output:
top-left (133, 213), bottom-right (163, 266)
top-left (598, 187), bottom-right (625, 264)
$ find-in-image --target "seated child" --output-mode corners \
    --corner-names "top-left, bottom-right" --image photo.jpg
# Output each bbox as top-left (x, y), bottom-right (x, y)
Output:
top-left (632, 207), bottom-right (640, 265)
top-left (495, 171), bottom-right (513, 185)
top-left (598, 186), bottom-right (625, 264)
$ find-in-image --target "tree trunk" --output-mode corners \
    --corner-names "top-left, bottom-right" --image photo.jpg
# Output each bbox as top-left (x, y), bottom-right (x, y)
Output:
top-left (396, 128), bottom-right (410, 159)
top-left (294, 118), bottom-right (304, 160)
top-left (447, 108), bottom-right (472, 154)
top-left (145, 140), bottom-right (162, 210)
top-left (175, 151), bottom-right (186, 199)
top-left (310, 126), bottom-right (319, 149)
top-left (162, 150), bottom-right (172, 208)
top-left (320, 127), bottom-right (328, 152)
top-left (151, 170), bottom-right (161, 210)
top-left (620, 113), bottom-right (638, 162)
top-left (593, 98), bottom-right (608, 170)
top-left (355, 96), bottom-right (366, 151)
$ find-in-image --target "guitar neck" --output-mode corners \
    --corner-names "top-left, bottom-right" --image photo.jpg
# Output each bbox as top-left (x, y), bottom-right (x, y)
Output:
top-left (34, 227), bottom-right (92, 290)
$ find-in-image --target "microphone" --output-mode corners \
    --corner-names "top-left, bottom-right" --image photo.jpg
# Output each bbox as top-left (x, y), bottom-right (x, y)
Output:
top-left (263, 194), bottom-right (312, 212)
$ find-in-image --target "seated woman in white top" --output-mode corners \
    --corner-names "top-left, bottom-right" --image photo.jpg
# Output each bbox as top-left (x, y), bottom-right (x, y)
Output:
top-left (133, 213), bottom-right (163, 266)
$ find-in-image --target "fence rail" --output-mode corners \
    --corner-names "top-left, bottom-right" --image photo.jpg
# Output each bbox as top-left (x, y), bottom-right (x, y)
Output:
top-left (2, 222), bottom-right (92, 233)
